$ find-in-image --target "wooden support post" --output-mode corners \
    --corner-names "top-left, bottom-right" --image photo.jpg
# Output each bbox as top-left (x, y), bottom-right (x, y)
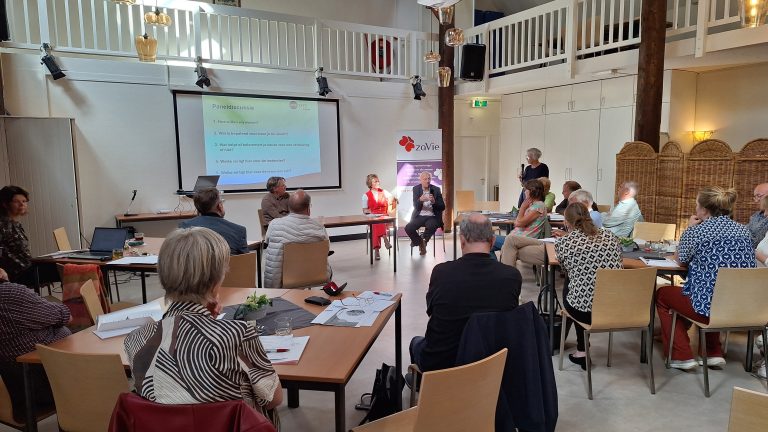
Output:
top-left (633, 0), bottom-right (667, 152)
top-left (437, 10), bottom-right (455, 232)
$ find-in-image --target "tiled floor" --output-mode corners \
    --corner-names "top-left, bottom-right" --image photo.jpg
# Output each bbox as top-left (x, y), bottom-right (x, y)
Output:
top-left (6, 236), bottom-right (766, 431)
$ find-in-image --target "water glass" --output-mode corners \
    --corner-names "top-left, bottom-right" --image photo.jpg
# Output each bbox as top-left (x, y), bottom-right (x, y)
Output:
top-left (274, 317), bottom-right (292, 336)
top-left (112, 248), bottom-right (124, 260)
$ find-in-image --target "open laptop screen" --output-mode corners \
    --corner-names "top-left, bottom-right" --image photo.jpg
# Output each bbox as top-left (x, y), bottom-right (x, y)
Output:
top-left (90, 228), bottom-right (129, 252)
top-left (193, 175), bottom-right (220, 191)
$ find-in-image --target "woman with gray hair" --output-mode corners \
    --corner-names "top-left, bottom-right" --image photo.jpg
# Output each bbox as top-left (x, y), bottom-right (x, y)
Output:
top-left (125, 227), bottom-right (283, 427)
top-left (518, 148), bottom-right (549, 207)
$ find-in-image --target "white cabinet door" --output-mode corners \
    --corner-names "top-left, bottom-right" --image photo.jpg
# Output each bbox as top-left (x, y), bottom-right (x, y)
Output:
top-left (571, 81), bottom-right (602, 111)
top-left (545, 86), bottom-right (572, 114)
top-left (596, 106), bottom-right (634, 206)
top-left (522, 89), bottom-right (546, 116)
top-left (521, 115), bottom-right (546, 164)
top-left (499, 117), bottom-right (522, 211)
top-left (501, 93), bottom-right (523, 118)
top-left (568, 110), bottom-right (600, 193)
top-left (601, 75), bottom-right (635, 108)
top-left (544, 112), bottom-right (572, 197)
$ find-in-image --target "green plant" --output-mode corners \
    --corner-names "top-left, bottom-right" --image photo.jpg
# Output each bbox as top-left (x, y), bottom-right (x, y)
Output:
top-left (619, 237), bottom-right (635, 247)
top-left (243, 293), bottom-right (271, 310)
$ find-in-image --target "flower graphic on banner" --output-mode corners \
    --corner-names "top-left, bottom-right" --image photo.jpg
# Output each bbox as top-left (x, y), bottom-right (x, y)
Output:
top-left (398, 135), bottom-right (415, 152)
top-left (433, 168), bottom-right (443, 180)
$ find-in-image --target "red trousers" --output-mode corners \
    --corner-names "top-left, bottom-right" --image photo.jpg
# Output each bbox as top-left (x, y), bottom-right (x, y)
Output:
top-left (371, 222), bottom-right (388, 249)
top-left (656, 285), bottom-right (723, 360)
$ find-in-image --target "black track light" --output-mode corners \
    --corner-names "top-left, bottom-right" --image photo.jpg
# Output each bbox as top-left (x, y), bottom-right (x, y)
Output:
top-left (194, 56), bottom-right (211, 88)
top-left (41, 43), bottom-right (65, 80)
top-left (411, 75), bottom-right (426, 100)
top-left (315, 67), bottom-right (332, 97)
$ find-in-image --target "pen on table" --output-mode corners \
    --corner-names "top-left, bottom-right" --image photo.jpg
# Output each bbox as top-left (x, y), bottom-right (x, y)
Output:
top-left (372, 291), bottom-right (393, 296)
top-left (266, 348), bottom-right (290, 353)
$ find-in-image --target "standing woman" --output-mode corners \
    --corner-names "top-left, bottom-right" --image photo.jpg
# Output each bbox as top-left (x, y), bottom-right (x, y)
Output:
top-left (656, 187), bottom-right (755, 370)
top-left (0, 186), bottom-right (33, 285)
top-left (362, 174), bottom-right (396, 261)
top-left (554, 203), bottom-right (623, 369)
top-left (518, 148), bottom-right (549, 207)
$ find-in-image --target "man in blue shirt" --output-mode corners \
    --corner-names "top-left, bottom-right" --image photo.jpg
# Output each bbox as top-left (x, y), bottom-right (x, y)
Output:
top-left (179, 187), bottom-right (248, 254)
top-left (602, 181), bottom-right (643, 238)
top-left (747, 182), bottom-right (768, 247)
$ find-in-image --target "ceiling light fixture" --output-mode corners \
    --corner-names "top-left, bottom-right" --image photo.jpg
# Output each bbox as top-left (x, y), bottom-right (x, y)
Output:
top-left (316, 67), bottom-right (332, 97)
top-left (40, 43), bottom-right (66, 80)
top-left (194, 56), bottom-right (211, 88)
top-left (411, 75), bottom-right (427, 100)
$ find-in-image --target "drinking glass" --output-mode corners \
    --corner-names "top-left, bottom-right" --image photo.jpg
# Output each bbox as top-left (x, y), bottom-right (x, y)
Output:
top-left (112, 249), bottom-right (124, 260)
top-left (274, 317), bottom-right (292, 336)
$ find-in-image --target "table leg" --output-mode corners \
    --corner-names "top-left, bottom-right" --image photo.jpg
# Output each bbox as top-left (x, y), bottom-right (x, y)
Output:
top-left (140, 271), bottom-right (147, 304)
top-left (369, 225), bottom-right (374, 266)
top-left (548, 262), bottom-right (557, 356)
top-left (23, 363), bottom-right (37, 432)
top-left (393, 222), bottom-right (397, 273)
top-left (287, 383), bottom-right (300, 408)
top-left (453, 227), bottom-right (457, 260)
top-left (642, 289), bottom-right (657, 364)
top-left (256, 244), bottom-right (263, 287)
top-left (33, 265), bottom-right (41, 296)
top-left (395, 301), bottom-right (403, 411)
top-left (334, 384), bottom-right (346, 432)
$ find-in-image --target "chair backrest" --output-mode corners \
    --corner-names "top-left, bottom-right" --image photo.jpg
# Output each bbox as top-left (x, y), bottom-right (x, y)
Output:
top-left (257, 209), bottom-right (267, 238)
top-left (590, 268), bottom-right (657, 330)
top-left (632, 222), bottom-right (676, 241)
top-left (728, 386), bottom-right (768, 432)
top-left (0, 376), bottom-right (19, 427)
top-left (53, 227), bottom-right (72, 251)
top-left (474, 201), bottom-right (500, 212)
top-left (282, 240), bottom-right (330, 289)
top-left (414, 348), bottom-right (507, 432)
top-left (80, 279), bottom-right (105, 323)
top-left (455, 190), bottom-right (476, 215)
top-left (708, 268), bottom-right (768, 328)
top-left (37, 344), bottom-right (129, 432)
top-left (222, 252), bottom-right (258, 288)
top-left (596, 204), bottom-right (611, 213)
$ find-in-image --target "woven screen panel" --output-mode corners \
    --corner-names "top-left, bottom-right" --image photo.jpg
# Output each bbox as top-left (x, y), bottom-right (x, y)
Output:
top-left (733, 139), bottom-right (768, 224)
top-left (616, 141), bottom-right (657, 222)
top-left (681, 139), bottom-right (735, 230)
top-left (656, 141), bottom-right (685, 235)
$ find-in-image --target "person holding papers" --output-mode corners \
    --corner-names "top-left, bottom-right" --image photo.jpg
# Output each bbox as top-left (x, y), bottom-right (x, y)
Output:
top-left (124, 228), bottom-right (283, 427)
top-left (0, 269), bottom-right (71, 423)
top-left (554, 203), bottom-right (622, 370)
top-left (656, 187), bottom-right (755, 370)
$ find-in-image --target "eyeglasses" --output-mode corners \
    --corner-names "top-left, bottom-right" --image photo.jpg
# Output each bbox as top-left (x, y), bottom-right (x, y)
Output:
top-left (755, 193), bottom-right (767, 202)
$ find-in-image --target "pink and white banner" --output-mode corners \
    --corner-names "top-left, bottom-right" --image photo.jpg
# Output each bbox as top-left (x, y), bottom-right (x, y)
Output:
top-left (394, 130), bottom-right (443, 225)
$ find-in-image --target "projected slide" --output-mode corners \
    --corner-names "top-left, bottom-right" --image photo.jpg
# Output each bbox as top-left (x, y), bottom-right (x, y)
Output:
top-left (202, 96), bottom-right (321, 184)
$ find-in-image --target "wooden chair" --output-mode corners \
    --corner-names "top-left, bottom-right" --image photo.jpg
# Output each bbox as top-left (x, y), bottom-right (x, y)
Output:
top-left (257, 208), bottom-right (268, 239)
top-left (353, 349), bottom-right (508, 432)
top-left (80, 279), bottom-right (104, 323)
top-left (665, 268), bottom-right (768, 397)
top-left (559, 268), bottom-right (658, 400)
top-left (53, 227), bottom-right (73, 251)
top-left (37, 344), bottom-right (129, 432)
top-left (632, 222), bottom-right (676, 241)
top-left (0, 374), bottom-right (55, 431)
top-left (596, 204), bottom-right (611, 213)
top-left (474, 200), bottom-right (500, 212)
top-left (222, 252), bottom-right (258, 288)
top-left (455, 190), bottom-right (475, 216)
top-left (282, 240), bottom-right (330, 289)
top-left (728, 387), bottom-right (768, 432)
top-left (409, 226), bottom-right (446, 257)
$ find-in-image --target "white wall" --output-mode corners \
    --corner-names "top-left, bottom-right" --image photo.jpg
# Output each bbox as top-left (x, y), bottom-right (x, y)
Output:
top-left (695, 63), bottom-right (768, 151)
top-left (454, 99), bottom-right (501, 201)
top-left (1, 52), bottom-right (437, 242)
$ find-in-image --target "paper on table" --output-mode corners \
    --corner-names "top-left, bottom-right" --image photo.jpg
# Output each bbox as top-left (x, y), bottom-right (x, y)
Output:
top-left (311, 301), bottom-right (381, 327)
top-left (92, 302), bottom-right (163, 339)
top-left (108, 255), bottom-right (159, 265)
top-left (548, 213), bottom-right (565, 221)
top-left (639, 257), bottom-right (680, 268)
top-left (93, 326), bottom-right (143, 340)
top-left (259, 335), bottom-right (310, 365)
top-left (538, 237), bottom-right (558, 243)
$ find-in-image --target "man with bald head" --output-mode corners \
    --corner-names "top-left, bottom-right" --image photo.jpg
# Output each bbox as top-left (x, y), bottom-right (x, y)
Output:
top-left (409, 213), bottom-right (522, 374)
top-left (263, 189), bottom-right (331, 288)
top-left (747, 183), bottom-right (768, 247)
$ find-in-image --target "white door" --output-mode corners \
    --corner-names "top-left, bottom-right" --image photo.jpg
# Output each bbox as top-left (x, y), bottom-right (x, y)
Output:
top-left (568, 110), bottom-right (601, 194)
top-left (597, 106), bottom-right (634, 205)
top-left (455, 136), bottom-right (489, 201)
top-left (544, 112), bottom-right (571, 198)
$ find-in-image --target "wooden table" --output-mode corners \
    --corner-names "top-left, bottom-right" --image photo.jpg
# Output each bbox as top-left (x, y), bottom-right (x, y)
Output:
top-left (114, 211), bottom-right (196, 228)
top-left (319, 215), bottom-right (398, 271)
top-left (542, 242), bottom-right (688, 356)
top-left (17, 288), bottom-right (402, 432)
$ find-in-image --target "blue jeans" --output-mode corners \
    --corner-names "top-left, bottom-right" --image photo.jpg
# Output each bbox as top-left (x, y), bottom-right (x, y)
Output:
top-left (489, 234), bottom-right (505, 260)
top-left (409, 336), bottom-right (426, 369)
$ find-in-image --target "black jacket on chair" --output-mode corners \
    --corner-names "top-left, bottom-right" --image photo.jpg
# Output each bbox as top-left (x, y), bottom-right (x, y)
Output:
top-left (455, 302), bottom-right (558, 432)
top-left (410, 184), bottom-right (445, 226)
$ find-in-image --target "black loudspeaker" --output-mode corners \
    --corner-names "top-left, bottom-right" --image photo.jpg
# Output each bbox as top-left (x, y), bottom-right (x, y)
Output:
top-left (460, 43), bottom-right (486, 81)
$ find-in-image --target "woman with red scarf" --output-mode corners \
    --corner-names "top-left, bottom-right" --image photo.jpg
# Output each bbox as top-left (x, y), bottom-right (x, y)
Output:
top-left (362, 174), bottom-right (396, 260)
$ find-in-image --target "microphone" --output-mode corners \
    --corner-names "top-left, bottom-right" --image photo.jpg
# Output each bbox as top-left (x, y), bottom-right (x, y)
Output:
top-left (124, 189), bottom-right (138, 216)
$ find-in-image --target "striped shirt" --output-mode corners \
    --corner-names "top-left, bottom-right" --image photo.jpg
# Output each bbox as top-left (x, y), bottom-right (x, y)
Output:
top-left (124, 301), bottom-right (280, 427)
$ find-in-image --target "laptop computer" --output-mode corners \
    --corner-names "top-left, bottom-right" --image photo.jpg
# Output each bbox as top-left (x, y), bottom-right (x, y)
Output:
top-left (62, 227), bottom-right (129, 261)
top-left (181, 175), bottom-right (220, 197)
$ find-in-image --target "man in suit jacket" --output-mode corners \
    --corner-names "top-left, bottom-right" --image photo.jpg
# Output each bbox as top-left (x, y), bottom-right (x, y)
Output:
top-left (410, 214), bottom-right (522, 373)
top-left (405, 171), bottom-right (446, 255)
top-left (179, 187), bottom-right (248, 254)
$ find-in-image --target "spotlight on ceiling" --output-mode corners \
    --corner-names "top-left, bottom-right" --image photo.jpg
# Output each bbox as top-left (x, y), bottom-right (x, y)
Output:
top-left (411, 75), bottom-right (426, 100)
top-left (40, 43), bottom-right (66, 80)
top-left (315, 67), bottom-right (332, 97)
top-left (194, 56), bottom-right (211, 88)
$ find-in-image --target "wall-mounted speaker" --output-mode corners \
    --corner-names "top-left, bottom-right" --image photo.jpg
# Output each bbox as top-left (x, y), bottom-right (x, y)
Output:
top-left (460, 43), bottom-right (486, 81)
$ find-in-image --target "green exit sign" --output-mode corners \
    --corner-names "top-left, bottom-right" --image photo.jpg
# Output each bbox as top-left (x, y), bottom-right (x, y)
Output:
top-left (471, 99), bottom-right (488, 108)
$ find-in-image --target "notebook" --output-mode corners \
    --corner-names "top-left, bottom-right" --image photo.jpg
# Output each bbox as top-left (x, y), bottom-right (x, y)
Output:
top-left (61, 227), bottom-right (128, 261)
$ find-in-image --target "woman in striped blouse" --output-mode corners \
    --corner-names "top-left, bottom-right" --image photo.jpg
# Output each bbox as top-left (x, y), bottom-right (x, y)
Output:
top-left (125, 227), bottom-right (283, 427)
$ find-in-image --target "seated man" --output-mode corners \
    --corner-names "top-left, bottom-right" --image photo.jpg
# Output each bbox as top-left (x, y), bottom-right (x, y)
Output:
top-left (569, 189), bottom-right (603, 228)
top-left (747, 182), bottom-right (768, 247)
top-left (260, 176), bottom-right (289, 229)
top-left (410, 214), bottom-right (521, 374)
top-left (555, 181), bottom-right (600, 215)
top-left (601, 181), bottom-right (643, 238)
top-left (0, 268), bottom-right (72, 423)
top-left (179, 187), bottom-right (248, 254)
top-left (263, 190), bottom-right (331, 288)
top-left (405, 172), bottom-right (445, 256)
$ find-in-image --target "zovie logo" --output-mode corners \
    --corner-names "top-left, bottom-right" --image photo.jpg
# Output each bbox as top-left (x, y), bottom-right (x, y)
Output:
top-left (399, 135), bottom-right (415, 152)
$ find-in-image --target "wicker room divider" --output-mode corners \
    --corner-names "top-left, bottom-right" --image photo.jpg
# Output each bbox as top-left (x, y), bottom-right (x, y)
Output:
top-left (733, 139), bottom-right (768, 224)
top-left (615, 142), bottom-right (657, 222)
top-left (680, 140), bottom-right (735, 231)
top-left (656, 142), bottom-right (685, 233)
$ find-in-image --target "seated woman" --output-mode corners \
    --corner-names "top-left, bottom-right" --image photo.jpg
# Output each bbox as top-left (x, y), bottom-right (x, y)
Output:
top-left (656, 187), bottom-right (755, 370)
top-left (539, 177), bottom-right (556, 213)
top-left (756, 196), bottom-right (768, 267)
top-left (490, 180), bottom-right (548, 264)
top-left (554, 203), bottom-right (622, 369)
top-left (0, 186), bottom-right (33, 285)
top-left (362, 174), bottom-right (396, 261)
top-left (125, 227), bottom-right (283, 427)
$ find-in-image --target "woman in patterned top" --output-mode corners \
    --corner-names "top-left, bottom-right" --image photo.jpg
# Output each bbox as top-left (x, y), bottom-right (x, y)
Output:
top-left (555, 203), bottom-right (622, 370)
top-left (492, 179), bottom-right (549, 262)
top-left (0, 186), bottom-right (33, 285)
top-left (124, 227), bottom-right (283, 427)
top-left (656, 187), bottom-right (755, 370)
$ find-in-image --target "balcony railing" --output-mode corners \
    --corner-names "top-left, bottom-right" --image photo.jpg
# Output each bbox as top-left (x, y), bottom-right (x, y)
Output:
top-left (3, 0), bottom-right (749, 82)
